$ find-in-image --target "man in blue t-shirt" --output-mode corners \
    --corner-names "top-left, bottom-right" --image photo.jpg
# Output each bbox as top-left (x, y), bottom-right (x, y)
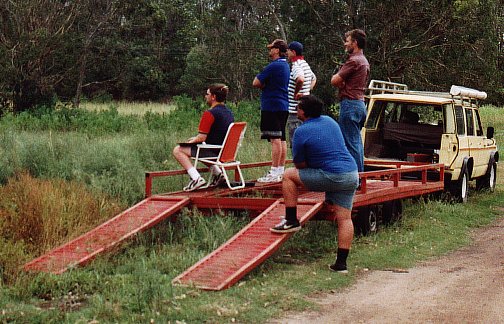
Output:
top-left (270, 95), bottom-right (359, 273)
top-left (252, 39), bottom-right (290, 183)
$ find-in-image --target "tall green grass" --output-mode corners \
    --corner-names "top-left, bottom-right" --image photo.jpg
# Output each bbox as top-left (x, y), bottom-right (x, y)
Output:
top-left (0, 97), bottom-right (269, 203)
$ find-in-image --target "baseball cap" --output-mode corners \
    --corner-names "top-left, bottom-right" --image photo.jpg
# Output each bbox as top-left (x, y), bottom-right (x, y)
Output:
top-left (267, 39), bottom-right (288, 52)
top-left (288, 41), bottom-right (303, 55)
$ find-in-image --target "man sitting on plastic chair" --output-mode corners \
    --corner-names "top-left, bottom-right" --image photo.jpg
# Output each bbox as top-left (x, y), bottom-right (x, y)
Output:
top-left (172, 84), bottom-right (234, 191)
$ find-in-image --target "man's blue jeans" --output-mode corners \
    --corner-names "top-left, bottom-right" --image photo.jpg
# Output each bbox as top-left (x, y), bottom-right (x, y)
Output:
top-left (339, 99), bottom-right (367, 172)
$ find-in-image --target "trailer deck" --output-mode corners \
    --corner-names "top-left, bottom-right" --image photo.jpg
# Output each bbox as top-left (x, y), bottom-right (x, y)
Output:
top-left (24, 161), bottom-right (444, 290)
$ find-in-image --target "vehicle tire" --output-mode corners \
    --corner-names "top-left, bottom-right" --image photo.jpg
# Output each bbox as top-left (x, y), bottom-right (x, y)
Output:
top-left (382, 200), bottom-right (403, 225)
top-left (354, 205), bottom-right (379, 236)
top-left (476, 161), bottom-right (496, 192)
top-left (450, 168), bottom-right (469, 203)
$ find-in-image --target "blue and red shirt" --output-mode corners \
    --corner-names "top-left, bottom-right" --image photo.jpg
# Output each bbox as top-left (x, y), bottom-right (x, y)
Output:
top-left (198, 104), bottom-right (234, 145)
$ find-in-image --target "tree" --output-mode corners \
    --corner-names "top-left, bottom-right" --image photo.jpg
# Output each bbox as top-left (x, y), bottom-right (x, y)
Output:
top-left (0, 0), bottom-right (81, 112)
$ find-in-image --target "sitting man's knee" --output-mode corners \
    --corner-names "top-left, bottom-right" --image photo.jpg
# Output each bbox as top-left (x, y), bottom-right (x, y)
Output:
top-left (283, 167), bottom-right (297, 179)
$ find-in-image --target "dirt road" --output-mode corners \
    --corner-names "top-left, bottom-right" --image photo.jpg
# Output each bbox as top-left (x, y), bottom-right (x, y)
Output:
top-left (274, 216), bottom-right (504, 323)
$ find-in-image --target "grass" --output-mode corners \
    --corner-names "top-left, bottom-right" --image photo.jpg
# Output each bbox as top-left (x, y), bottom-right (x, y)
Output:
top-left (80, 101), bottom-right (176, 116)
top-left (0, 101), bottom-right (503, 322)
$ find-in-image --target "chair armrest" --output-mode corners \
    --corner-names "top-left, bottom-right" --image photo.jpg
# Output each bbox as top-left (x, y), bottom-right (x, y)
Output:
top-left (197, 143), bottom-right (222, 149)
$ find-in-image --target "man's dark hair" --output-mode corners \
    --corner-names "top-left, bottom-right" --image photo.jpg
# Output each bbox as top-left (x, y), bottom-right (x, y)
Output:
top-left (345, 29), bottom-right (366, 49)
top-left (298, 95), bottom-right (323, 118)
top-left (208, 83), bottom-right (229, 102)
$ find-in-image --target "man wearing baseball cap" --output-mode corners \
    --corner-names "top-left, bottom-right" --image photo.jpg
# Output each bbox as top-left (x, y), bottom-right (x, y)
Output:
top-left (286, 41), bottom-right (317, 148)
top-left (253, 39), bottom-right (290, 183)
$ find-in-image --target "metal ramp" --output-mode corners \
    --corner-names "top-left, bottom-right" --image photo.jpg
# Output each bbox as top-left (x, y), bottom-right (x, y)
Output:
top-left (172, 199), bottom-right (323, 290)
top-left (24, 196), bottom-right (189, 274)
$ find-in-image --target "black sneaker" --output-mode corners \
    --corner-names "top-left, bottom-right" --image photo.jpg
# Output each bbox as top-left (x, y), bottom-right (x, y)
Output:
top-left (329, 263), bottom-right (348, 274)
top-left (270, 218), bottom-right (301, 233)
top-left (209, 172), bottom-right (226, 187)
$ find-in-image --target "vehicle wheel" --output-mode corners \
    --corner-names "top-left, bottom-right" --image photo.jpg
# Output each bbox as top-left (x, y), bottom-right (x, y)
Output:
top-left (450, 169), bottom-right (469, 203)
top-left (476, 162), bottom-right (496, 192)
top-left (382, 200), bottom-right (403, 225)
top-left (354, 205), bottom-right (379, 236)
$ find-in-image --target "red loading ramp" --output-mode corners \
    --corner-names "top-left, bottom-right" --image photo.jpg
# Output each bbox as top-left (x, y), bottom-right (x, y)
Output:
top-left (172, 199), bottom-right (323, 290)
top-left (24, 196), bottom-right (189, 274)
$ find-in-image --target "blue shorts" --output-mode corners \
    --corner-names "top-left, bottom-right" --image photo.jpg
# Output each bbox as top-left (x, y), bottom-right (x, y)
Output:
top-left (299, 169), bottom-right (359, 210)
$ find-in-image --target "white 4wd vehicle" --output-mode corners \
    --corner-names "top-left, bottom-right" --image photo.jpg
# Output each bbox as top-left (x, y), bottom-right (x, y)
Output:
top-left (363, 80), bottom-right (499, 202)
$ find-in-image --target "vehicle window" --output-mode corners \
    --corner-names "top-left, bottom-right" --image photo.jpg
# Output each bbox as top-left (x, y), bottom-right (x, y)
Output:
top-left (444, 104), bottom-right (455, 133)
top-left (365, 100), bottom-right (397, 128)
top-left (475, 110), bottom-right (484, 136)
top-left (465, 108), bottom-right (475, 136)
top-left (455, 106), bottom-right (465, 135)
top-left (398, 104), bottom-right (443, 125)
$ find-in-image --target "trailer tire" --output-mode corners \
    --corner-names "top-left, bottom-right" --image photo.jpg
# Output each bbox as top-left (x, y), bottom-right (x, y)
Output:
top-left (382, 200), bottom-right (403, 225)
top-left (450, 168), bottom-right (469, 203)
top-left (354, 205), bottom-right (379, 236)
top-left (476, 161), bottom-right (496, 192)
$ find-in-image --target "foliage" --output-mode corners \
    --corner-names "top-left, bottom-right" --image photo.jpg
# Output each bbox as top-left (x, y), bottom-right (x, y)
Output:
top-left (0, 173), bottom-right (123, 284)
top-left (1, 0), bottom-right (502, 110)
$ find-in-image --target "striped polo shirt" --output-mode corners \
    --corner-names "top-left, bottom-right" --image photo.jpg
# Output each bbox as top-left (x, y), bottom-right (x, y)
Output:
top-left (288, 57), bottom-right (316, 113)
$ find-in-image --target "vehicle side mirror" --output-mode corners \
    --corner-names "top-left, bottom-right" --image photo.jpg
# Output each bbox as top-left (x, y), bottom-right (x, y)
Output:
top-left (486, 127), bottom-right (494, 139)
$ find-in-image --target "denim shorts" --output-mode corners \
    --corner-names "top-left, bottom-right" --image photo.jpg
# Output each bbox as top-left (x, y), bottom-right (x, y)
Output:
top-left (299, 169), bottom-right (359, 210)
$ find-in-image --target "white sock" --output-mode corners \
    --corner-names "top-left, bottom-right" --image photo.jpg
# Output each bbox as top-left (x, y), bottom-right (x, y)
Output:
top-left (210, 165), bottom-right (221, 175)
top-left (187, 167), bottom-right (200, 181)
top-left (270, 167), bottom-right (278, 175)
top-left (277, 166), bottom-right (285, 175)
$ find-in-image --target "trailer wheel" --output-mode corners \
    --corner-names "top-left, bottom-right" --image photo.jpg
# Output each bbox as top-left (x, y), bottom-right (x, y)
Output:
top-left (355, 205), bottom-right (379, 236)
top-left (450, 169), bottom-right (469, 203)
top-left (476, 161), bottom-right (496, 192)
top-left (382, 200), bottom-right (403, 225)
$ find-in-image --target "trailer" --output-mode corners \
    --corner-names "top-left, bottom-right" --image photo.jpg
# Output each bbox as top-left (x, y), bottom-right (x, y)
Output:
top-left (24, 160), bottom-right (444, 290)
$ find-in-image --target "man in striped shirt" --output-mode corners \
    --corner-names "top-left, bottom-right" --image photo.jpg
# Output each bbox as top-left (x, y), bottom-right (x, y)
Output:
top-left (287, 41), bottom-right (317, 147)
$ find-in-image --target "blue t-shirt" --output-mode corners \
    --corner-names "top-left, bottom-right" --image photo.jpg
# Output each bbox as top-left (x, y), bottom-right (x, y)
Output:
top-left (293, 115), bottom-right (357, 173)
top-left (256, 58), bottom-right (289, 112)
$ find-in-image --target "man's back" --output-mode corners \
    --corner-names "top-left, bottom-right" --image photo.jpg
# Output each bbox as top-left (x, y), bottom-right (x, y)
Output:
top-left (256, 58), bottom-right (290, 111)
top-left (292, 116), bottom-right (357, 173)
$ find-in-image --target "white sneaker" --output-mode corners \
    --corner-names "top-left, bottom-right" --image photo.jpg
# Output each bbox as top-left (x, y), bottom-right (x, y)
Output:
top-left (183, 177), bottom-right (206, 191)
top-left (257, 172), bottom-right (282, 183)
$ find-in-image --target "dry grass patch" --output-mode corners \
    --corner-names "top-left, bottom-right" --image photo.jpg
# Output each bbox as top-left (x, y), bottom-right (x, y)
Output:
top-left (0, 173), bottom-right (124, 282)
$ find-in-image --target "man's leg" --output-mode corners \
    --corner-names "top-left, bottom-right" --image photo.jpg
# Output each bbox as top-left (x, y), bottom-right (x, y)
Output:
top-left (270, 138), bottom-right (282, 168)
top-left (287, 114), bottom-right (301, 148)
top-left (270, 167), bottom-right (304, 233)
top-left (172, 145), bottom-right (205, 191)
top-left (329, 204), bottom-right (354, 273)
top-left (339, 100), bottom-right (366, 172)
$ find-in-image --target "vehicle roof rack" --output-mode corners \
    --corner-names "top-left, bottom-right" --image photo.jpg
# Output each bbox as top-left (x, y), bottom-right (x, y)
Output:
top-left (367, 80), bottom-right (486, 108)
top-left (367, 80), bottom-right (408, 95)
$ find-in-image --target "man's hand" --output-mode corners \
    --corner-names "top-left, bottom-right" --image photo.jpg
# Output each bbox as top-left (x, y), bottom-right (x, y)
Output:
top-left (331, 73), bottom-right (345, 89)
top-left (252, 77), bottom-right (264, 89)
top-left (294, 92), bottom-right (304, 100)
